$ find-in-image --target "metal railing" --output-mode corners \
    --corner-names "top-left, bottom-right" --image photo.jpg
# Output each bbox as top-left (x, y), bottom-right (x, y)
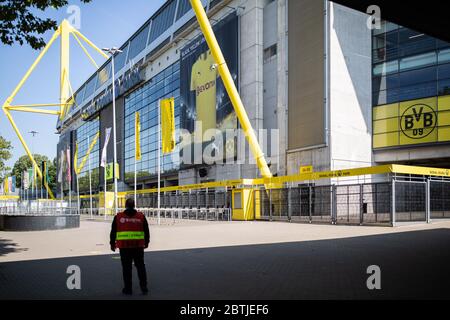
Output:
top-left (256, 176), bottom-right (450, 226)
top-left (78, 206), bottom-right (232, 222)
top-left (0, 200), bottom-right (78, 215)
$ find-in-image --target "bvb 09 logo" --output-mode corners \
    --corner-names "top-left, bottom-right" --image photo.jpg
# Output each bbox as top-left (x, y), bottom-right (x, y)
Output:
top-left (400, 104), bottom-right (437, 139)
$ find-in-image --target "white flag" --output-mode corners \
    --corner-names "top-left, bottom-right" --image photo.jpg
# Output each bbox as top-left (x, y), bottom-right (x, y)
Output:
top-left (58, 150), bottom-right (64, 183)
top-left (23, 171), bottom-right (29, 190)
top-left (101, 127), bottom-right (112, 168)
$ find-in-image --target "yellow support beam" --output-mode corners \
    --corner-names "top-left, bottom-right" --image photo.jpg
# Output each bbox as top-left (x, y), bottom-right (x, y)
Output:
top-left (9, 103), bottom-right (71, 108)
top-left (71, 32), bottom-right (100, 69)
top-left (71, 29), bottom-right (110, 60)
top-left (75, 132), bottom-right (100, 175)
top-left (190, 0), bottom-right (272, 179)
top-left (1, 19), bottom-right (109, 201)
top-left (6, 106), bottom-right (60, 116)
top-left (2, 108), bottom-right (55, 199)
top-left (2, 28), bottom-right (60, 106)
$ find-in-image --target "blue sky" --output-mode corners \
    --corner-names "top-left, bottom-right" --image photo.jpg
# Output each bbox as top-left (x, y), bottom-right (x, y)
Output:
top-left (0, 0), bottom-right (166, 168)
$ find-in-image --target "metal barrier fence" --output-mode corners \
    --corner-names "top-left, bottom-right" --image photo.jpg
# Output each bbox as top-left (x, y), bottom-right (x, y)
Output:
top-left (430, 180), bottom-right (450, 219)
top-left (3, 175), bottom-right (450, 227)
top-left (257, 177), bottom-right (450, 226)
top-left (0, 200), bottom-right (78, 215)
top-left (78, 206), bottom-right (232, 222)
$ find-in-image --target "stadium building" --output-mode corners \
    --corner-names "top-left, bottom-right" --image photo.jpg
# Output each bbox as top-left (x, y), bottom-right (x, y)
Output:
top-left (56, 0), bottom-right (450, 201)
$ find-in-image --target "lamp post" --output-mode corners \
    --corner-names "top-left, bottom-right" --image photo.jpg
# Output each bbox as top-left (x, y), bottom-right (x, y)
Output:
top-left (102, 47), bottom-right (122, 214)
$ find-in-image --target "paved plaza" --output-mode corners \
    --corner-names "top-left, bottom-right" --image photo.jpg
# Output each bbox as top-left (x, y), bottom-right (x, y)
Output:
top-left (1, 218), bottom-right (450, 299)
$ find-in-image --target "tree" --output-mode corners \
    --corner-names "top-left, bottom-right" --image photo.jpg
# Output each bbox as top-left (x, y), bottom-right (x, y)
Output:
top-left (10, 154), bottom-right (57, 191)
top-left (0, 0), bottom-right (93, 50)
top-left (0, 136), bottom-right (13, 183)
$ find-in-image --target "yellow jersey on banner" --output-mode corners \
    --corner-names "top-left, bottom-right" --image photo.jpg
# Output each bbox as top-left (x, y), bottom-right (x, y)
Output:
top-left (135, 111), bottom-right (141, 161)
top-left (161, 98), bottom-right (175, 154)
top-left (190, 50), bottom-right (219, 137)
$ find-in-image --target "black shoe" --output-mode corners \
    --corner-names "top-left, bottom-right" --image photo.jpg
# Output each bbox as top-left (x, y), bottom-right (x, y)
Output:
top-left (122, 288), bottom-right (132, 295)
top-left (140, 285), bottom-right (149, 295)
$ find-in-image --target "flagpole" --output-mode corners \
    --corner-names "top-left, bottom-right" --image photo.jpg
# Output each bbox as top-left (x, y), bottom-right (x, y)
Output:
top-left (104, 165), bottom-right (107, 220)
top-left (101, 127), bottom-right (112, 220)
top-left (59, 152), bottom-right (63, 214)
top-left (69, 146), bottom-right (72, 213)
top-left (158, 99), bottom-right (161, 226)
top-left (88, 136), bottom-right (93, 219)
top-left (77, 172), bottom-right (80, 215)
top-left (134, 155), bottom-right (137, 206)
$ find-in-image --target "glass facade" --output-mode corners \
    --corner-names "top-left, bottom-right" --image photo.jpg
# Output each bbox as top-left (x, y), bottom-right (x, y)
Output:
top-left (124, 62), bottom-right (181, 181)
top-left (373, 21), bottom-right (450, 105)
top-left (372, 21), bottom-right (450, 148)
top-left (64, 0), bottom-right (218, 118)
top-left (75, 119), bottom-right (100, 192)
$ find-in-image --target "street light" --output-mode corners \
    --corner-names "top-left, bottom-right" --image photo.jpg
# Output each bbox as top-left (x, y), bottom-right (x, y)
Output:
top-left (102, 47), bottom-right (122, 214)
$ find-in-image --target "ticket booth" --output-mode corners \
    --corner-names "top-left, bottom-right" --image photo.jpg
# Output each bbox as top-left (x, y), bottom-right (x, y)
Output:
top-left (232, 188), bottom-right (260, 221)
top-left (99, 192), bottom-right (115, 215)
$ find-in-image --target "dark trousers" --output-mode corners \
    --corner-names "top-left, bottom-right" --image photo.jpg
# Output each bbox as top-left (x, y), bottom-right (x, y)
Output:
top-left (119, 248), bottom-right (147, 290)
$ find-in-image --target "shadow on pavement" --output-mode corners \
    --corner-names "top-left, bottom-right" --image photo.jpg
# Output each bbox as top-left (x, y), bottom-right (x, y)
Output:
top-left (0, 228), bottom-right (449, 300)
top-left (0, 238), bottom-right (28, 257)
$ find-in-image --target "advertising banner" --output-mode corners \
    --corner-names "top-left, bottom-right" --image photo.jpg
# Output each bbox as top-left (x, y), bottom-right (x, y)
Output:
top-left (161, 98), bottom-right (176, 154)
top-left (179, 13), bottom-right (238, 166)
top-left (106, 163), bottom-right (120, 181)
top-left (373, 95), bottom-right (450, 148)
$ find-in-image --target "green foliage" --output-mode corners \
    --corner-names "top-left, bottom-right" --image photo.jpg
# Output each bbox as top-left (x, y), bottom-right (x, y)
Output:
top-left (10, 154), bottom-right (57, 190)
top-left (0, 136), bottom-right (13, 182)
top-left (0, 0), bottom-right (93, 50)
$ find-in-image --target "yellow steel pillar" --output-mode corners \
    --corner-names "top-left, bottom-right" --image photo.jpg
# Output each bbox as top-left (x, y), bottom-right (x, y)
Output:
top-left (189, 0), bottom-right (273, 179)
top-left (60, 20), bottom-right (71, 120)
top-left (1, 19), bottom-right (108, 200)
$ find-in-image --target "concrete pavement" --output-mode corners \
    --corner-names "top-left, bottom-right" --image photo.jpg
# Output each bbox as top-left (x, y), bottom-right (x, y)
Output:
top-left (1, 219), bottom-right (450, 299)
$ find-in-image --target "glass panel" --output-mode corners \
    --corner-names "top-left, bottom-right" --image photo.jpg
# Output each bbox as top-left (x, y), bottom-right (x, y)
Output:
top-left (373, 20), bottom-right (398, 36)
top-left (74, 86), bottom-right (86, 107)
top-left (83, 74), bottom-right (98, 100)
top-left (114, 44), bottom-right (129, 73)
top-left (128, 23), bottom-right (150, 62)
top-left (438, 63), bottom-right (450, 80)
top-left (148, 0), bottom-right (177, 44)
top-left (398, 29), bottom-right (437, 57)
top-left (176, 0), bottom-right (191, 20)
top-left (124, 62), bottom-right (180, 179)
top-left (438, 48), bottom-right (450, 64)
top-left (96, 62), bottom-right (111, 90)
top-left (399, 52), bottom-right (437, 71)
top-left (373, 60), bottom-right (399, 76)
top-left (372, 74), bottom-right (399, 92)
top-left (75, 119), bottom-right (100, 192)
top-left (398, 66), bottom-right (437, 87)
top-left (438, 78), bottom-right (450, 96)
top-left (373, 88), bottom-right (399, 106)
top-left (398, 82), bottom-right (437, 101)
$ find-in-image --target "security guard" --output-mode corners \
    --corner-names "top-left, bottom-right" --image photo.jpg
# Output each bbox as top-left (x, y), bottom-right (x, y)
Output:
top-left (110, 198), bottom-right (150, 295)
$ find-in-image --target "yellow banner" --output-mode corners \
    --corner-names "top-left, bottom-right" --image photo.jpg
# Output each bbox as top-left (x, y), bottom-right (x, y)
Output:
top-left (161, 98), bottom-right (175, 154)
top-left (4, 178), bottom-right (9, 194)
top-left (73, 142), bottom-right (78, 175)
top-left (135, 111), bottom-right (141, 161)
top-left (106, 163), bottom-right (120, 181)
